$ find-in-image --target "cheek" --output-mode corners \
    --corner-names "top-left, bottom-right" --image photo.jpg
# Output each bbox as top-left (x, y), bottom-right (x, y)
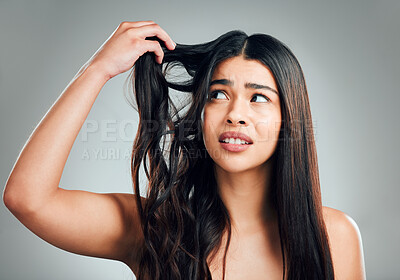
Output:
top-left (254, 115), bottom-right (281, 144)
top-left (202, 107), bottom-right (221, 139)
top-left (201, 111), bottom-right (214, 146)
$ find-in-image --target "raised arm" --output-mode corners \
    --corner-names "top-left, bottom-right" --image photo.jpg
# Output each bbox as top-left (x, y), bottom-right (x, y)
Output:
top-left (3, 21), bottom-right (175, 270)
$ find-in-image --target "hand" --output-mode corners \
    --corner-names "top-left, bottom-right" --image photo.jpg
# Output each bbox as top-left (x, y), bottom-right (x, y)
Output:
top-left (86, 21), bottom-right (176, 80)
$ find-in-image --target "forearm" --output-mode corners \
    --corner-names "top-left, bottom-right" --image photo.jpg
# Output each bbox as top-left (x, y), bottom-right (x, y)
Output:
top-left (4, 63), bottom-right (110, 211)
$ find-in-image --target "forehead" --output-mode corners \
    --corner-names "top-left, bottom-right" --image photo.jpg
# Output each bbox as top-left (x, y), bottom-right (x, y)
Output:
top-left (211, 56), bottom-right (278, 90)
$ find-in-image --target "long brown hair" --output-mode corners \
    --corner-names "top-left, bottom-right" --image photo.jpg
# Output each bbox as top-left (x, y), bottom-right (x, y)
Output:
top-left (126, 30), bottom-right (334, 280)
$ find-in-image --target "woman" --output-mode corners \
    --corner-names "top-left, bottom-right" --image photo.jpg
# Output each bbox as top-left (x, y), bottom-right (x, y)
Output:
top-left (3, 21), bottom-right (366, 280)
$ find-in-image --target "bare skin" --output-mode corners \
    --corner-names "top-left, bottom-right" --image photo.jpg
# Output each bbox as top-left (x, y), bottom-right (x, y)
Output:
top-left (206, 206), bottom-right (366, 280)
top-left (2, 21), bottom-right (366, 279)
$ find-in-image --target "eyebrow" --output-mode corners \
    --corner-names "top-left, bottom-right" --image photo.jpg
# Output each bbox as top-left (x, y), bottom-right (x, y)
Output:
top-left (209, 79), bottom-right (278, 94)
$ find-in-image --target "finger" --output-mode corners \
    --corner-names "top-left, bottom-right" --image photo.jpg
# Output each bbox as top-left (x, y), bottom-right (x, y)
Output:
top-left (136, 24), bottom-right (176, 50)
top-left (143, 40), bottom-right (164, 64)
top-left (130, 20), bottom-right (156, 28)
top-left (116, 20), bottom-right (155, 34)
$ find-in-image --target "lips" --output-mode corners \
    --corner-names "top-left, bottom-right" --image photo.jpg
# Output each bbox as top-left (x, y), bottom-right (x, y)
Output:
top-left (218, 131), bottom-right (253, 144)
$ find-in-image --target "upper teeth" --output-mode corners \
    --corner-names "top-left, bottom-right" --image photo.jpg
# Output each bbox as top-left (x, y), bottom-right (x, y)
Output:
top-left (221, 138), bottom-right (249, 145)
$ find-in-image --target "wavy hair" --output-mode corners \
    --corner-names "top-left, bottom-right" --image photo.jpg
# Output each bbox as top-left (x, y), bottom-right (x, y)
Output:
top-left (125, 30), bottom-right (334, 280)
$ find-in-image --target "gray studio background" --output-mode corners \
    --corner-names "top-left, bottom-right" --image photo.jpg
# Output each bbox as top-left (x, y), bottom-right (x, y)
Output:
top-left (1, 1), bottom-right (399, 279)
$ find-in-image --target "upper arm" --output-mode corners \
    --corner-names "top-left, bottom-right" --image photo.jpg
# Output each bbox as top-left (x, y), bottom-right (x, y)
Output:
top-left (323, 206), bottom-right (367, 280)
top-left (5, 188), bottom-right (145, 266)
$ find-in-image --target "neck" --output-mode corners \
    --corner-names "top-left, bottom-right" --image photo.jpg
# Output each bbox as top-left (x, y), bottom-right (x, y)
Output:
top-left (214, 157), bottom-right (277, 235)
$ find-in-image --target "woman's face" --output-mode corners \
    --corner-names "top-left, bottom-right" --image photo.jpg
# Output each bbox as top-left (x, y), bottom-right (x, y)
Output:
top-left (202, 55), bottom-right (282, 173)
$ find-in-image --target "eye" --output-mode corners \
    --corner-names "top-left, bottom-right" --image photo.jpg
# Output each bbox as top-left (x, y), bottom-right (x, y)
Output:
top-left (208, 90), bottom-right (228, 100)
top-left (251, 94), bottom-right (271, 103)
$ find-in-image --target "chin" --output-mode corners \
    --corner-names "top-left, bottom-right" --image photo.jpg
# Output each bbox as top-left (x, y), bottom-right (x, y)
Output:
top-left (215, 164), bottom-right (251, 174)
top-left (212, 158), bottom-right (259, 174)
top-left (213, 152), bottom-right (276, 173)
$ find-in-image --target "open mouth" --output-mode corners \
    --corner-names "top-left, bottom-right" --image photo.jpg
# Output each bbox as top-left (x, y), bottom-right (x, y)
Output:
top-left (219, 139), bottom-right (252, 152)
top-left (219, 139), bottom-right (252, 145)
top-left (218, 131), bottom-right (253, 145)
top-left (217, 131), bottom-right (253, 152)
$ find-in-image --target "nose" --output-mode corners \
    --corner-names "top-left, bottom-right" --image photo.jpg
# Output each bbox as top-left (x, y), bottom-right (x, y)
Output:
top-left (225, 98), bottom-right (249, 126)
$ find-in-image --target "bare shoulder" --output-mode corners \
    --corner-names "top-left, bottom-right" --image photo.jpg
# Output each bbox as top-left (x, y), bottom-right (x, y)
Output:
top-left (322, 206), bottom-right (366, 280)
